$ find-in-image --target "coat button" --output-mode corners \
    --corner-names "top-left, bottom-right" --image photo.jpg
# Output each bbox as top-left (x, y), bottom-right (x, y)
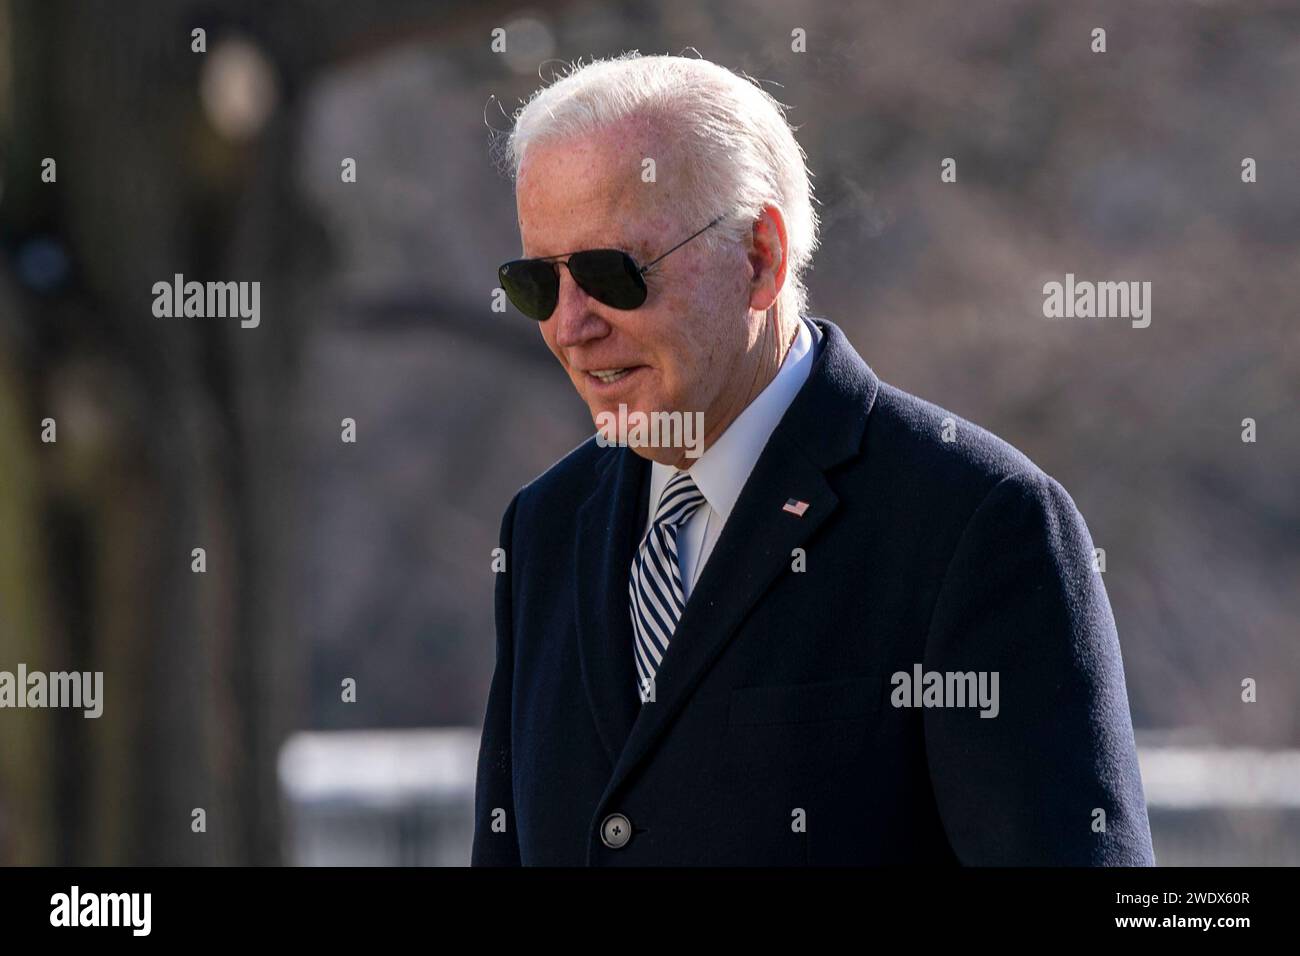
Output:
top-left (600, 812), bottom-right (632, 849)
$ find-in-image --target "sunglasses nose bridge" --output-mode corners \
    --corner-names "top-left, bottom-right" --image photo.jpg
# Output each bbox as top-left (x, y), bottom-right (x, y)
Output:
top-left (549, 261), bottom-right (606, 342)
top-left (553, 259), bottom-right (590, 309)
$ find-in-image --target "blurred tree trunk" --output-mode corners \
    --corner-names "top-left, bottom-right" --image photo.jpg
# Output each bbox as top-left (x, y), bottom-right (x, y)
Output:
top-left (0, 338), bottom-right (54, 865)
top-left (0, 0), bottom-right (314, 864)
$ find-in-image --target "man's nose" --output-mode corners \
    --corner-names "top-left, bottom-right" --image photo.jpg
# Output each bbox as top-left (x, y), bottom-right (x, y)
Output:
top-left (551, 266), bottom-right (608, 349)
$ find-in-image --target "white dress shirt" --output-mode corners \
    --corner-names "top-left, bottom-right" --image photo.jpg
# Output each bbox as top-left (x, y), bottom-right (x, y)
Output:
top-left (641, 315), bottom-right (821, 601)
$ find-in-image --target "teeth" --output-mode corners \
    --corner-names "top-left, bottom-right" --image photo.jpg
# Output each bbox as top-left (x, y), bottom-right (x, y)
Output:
top-left (591, 368), bottom-right (631, 384)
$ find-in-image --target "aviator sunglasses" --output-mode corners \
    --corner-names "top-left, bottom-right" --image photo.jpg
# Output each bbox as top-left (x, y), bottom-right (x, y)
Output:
top-left (498, 215), bottom-right (724, 321)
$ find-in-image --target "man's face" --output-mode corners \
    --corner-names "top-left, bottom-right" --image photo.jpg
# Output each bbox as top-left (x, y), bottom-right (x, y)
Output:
top-left (514, 124), bottom-right (760, 466)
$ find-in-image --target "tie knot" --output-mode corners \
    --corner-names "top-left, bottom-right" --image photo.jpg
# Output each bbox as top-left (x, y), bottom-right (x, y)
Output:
top-left (653, 470), bottom-right (706, 529)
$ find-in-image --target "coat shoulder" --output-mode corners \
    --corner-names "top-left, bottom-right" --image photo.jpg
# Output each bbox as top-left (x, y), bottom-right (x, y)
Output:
top-left (508, 433), bottom-right (619, 524)
top-left (865, 381), bottom-right (1051, 506)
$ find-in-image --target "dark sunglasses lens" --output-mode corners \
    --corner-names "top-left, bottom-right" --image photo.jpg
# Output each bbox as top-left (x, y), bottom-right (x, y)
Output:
top-left (499, 260), bottom-right (559, 320)
top-left (569, 250), bottom-right (647, 310)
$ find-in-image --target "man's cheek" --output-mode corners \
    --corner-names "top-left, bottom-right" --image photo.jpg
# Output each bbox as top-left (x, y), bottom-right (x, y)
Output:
top-left (653, 358), bottom-right (680, 404)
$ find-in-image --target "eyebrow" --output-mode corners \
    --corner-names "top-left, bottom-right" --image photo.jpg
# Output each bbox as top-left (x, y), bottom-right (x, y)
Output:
top-left (531, 235), bottom-right (649, 260)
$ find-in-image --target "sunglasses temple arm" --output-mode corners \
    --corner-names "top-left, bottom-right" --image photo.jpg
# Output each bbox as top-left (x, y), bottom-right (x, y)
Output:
top-left (639, 215), bottom-right (725, 273)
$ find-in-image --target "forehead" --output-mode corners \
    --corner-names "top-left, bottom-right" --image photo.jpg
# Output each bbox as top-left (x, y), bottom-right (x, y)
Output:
top-left (515, 127), bottom-right (679, 257)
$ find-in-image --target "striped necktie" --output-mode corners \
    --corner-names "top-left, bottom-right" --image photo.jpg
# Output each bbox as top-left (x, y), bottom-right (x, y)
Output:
top-left (629, 469), bottom-right (707, 701)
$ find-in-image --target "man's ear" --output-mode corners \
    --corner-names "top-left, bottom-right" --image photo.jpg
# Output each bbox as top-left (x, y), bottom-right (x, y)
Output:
top-left (747, 204), bottom-right (788, 312)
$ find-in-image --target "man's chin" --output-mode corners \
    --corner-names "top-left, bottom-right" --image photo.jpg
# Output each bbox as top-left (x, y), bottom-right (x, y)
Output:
top-left (589, 397), bottom-right (705, 466)
top-left (627, 444), bottom-right (691, 468)
top-left (590, 399), bottom-right (646, 444)
top-left (590, 397), bottom-right (666, 443)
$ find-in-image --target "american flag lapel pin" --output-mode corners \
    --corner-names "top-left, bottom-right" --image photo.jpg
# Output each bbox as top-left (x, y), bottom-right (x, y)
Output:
top-left (782, 497), bottom-right (810, 517)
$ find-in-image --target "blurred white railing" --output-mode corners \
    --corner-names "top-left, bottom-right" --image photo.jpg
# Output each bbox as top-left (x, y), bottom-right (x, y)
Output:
top-left (278, 728), bottom-right (478, 866)
top-left (277, 729), bottom-right (1300, 865)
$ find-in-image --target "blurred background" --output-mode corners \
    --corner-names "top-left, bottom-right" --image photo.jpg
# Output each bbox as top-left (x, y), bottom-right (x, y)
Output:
top-left (0, 0), bottom-right (1296, 866)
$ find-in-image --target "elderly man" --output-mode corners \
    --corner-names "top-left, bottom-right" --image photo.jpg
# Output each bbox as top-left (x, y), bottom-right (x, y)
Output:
top-left (474, 53), bottom-right (1154, 866)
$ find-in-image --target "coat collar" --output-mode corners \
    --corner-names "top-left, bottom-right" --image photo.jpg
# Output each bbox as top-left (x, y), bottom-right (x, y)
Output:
top-left (573, 317), bottom-right (880, 793)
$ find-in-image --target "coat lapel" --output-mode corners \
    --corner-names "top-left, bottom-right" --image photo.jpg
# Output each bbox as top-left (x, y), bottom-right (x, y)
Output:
top-left (574, 442), bottom-right (650, 766)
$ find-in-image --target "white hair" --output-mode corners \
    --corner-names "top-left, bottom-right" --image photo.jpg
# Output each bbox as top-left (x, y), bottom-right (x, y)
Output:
top-left (499, 52), bottom-right (820, 323)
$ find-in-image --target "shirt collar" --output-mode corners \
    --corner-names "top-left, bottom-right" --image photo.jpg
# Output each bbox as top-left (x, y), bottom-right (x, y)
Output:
top-left (650, 315), bottom-right (817, 522)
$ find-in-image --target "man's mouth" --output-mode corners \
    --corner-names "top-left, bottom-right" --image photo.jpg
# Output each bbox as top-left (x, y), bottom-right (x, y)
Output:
top-left (585, 366), bottom-right (644, 390)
